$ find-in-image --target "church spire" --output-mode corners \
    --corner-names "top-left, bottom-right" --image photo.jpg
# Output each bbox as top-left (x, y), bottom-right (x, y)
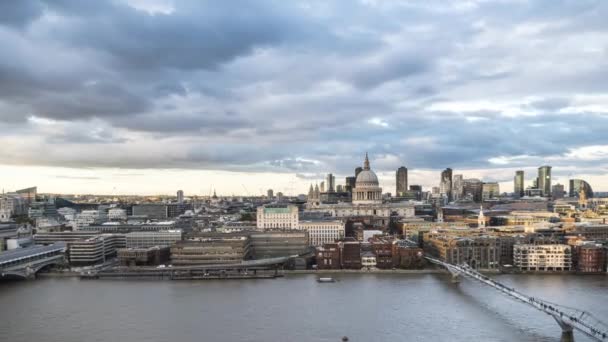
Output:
top-left (363, 152), bottom-right (370, 170)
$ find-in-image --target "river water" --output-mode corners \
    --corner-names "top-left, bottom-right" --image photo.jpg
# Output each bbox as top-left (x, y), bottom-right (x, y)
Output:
top-left (1, 273), bottom-right (606, 342)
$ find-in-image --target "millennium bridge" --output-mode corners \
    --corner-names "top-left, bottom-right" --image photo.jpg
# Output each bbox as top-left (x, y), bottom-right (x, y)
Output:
top-left (426, 256), bottom-right (608, 341)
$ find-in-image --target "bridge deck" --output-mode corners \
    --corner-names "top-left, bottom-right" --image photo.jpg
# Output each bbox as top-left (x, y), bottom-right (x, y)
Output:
top-left (426, 256), bottom-right (608, 341)
top-left (0, 243), bottom-right (66, 268)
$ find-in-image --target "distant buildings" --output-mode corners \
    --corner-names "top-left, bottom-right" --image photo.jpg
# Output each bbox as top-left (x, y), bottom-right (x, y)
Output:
top-left (538, 166), bottom-right (552, 197)
top-left (440, 168), bottom-right (453, 201)
top-left (326, 174), bottom-right (335, 193)
top-left (177, 190), bottom-right (184, 204)
top-left (396, 166), bottom-right (408, 197)
top-left (132, 204), bottom-right (168, 220)
top-left (267, 189), bottom-right (274, 199)
top-left (514, 170), bottom-right (524, 198)
top-left (452, 175), bottom-right (464, 201)
top-left (463, 178), bottom-right (483, 202)
top-left (482, 182), bottom-right (500, 201)
top-left (569, 179), bottom-right (593, 198)
top-left (552, 183), bottom-right (565, 199)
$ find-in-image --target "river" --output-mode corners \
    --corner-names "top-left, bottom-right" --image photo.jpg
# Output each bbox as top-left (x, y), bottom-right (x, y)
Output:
top-left (1, 273), bottom-right (606, 342)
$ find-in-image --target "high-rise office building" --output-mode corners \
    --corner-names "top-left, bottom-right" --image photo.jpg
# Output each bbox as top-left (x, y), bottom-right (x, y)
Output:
top-left (396, 166), bottom-right (408, 197)
top-left (463, 178), bottom-right (483, 202)
top-left (452, 175), bottom-right (464, 201)
top-left (345, 177), bottom-right (356, 193)
top-left (538, 166), bottom-right (552, 197)
top-left (514, 171), bottom-right (524, 198)
top-left (440, 168), bottom-right (453, 201)
top-left (320, 182), bottom-right (325, 193)
top-left (355, 167), bottom-right (363, 178)
top-left (569, 179), bottom-right (594, 198)
top-left (552, 184), bottom-right (565, 199)
top-left (267, 189), bottom-right (274, 199)
top-left (482, 182), bottom-right (500, 201)
top-left (177, 190), bottom-right (184, 204)
top-left (326, 174), bottom-right (336, 193)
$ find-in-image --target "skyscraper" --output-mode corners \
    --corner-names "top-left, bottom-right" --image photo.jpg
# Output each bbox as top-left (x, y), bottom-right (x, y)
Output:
top-left (355, 167), bottom-right (363, 178)
top-left (267, 189), bottom-right (274, 199)
top-left (463, 178), bottom-right (483, 203)
top-left (569, 179), bottom-right (594, 198)
top-left (514, 170), bottom-right (524, 198)
top-left (326, 174), bottom-right (335, 193)
top-left (538, 166), bottom-right (552, 197)
top-left (345, 177), bottom-right (356, 193)
top-left (452, 174), bottom-right (464, 201)
top-left (177, 190), bottom-right (184, 204)
top-left (440, 168), bottom-right (453, 201)
top-left (396, 166), bottom-right (408, 197)
top-left (552, 184), bottom-right (565, 199)
top-left (482, 182), bottom-right (500, 201)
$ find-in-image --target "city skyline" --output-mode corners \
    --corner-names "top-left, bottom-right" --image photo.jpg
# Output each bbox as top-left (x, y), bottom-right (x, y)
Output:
top-left (2, 1), bottom-right (608, 194)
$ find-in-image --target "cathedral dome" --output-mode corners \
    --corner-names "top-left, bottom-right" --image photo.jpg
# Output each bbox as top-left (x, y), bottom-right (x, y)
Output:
top-left (356, 170), bottom-right (379, 187)
top-left (353, 153), bottom-right (382, 204)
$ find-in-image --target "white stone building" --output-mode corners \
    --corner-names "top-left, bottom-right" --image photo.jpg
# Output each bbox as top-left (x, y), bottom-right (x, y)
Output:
top-left (256, 204), bottom-right (299, 230)
top-left (513, 244), bottom-right (572, 271)
top-left (298, 219), bottom-right (345, 246)
top-left (74, 210), bottom-right (108, 230)
top-left (108, 208), bottom-right (128, 221)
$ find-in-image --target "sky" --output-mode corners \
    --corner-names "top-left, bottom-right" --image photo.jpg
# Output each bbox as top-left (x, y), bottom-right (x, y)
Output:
top-left (1, 0), bottom-right (608, 196)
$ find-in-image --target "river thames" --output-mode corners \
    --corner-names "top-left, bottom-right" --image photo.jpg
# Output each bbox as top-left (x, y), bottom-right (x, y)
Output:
top-left (1, 273), bottom-right (606, 342)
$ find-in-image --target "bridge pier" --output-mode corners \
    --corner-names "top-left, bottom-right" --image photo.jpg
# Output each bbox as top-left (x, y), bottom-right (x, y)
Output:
top-left (554, 317), bottom-right (574, 342)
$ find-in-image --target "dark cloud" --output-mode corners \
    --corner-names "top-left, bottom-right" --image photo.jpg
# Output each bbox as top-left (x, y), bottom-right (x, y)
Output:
top-left (0, 0), bottom-right (608, 189)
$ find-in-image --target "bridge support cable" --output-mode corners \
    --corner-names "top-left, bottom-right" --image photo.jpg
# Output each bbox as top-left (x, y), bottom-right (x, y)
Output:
top-left (425, 256), bottom-right (608, 341)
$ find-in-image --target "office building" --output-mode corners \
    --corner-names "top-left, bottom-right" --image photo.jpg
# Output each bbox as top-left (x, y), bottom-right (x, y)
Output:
top-left (177, 190), bottom-right (184, 204)
top-left (68, 234), bottom-right (126, 266)
top-left (538, 166), bottom-right (552, 197)
top-left (452, 175), bottom-right (464, 201)
top-left (170, 237), bottom-right (252, 265)
top-left (125, 230), bottom-right (183, 248)
top-left (34, 231), bottom-right (101, 245)
top-left (345, 176), bottom-right (356, 193)
top-left (118, 246), bottom-right (170, 266)
top-left (552, 184), bottom-right (565, 199)
top-left (514, 170), bottom-right (524, 198)
top-left (463, 179), bottom-right (483, 202)
top-left (569, 179), bottom-right (594, 198)
top-left (513, 244), bottom-right (572, 271)
top-left (482, 182), bottom-right (500, 201)
top-left (250, 231), bottom-right (309, 259)
top-left (74, 210), bottom-right (108, 229)
top-left (440, 168), bottom-right (453, 201)
top-left (256, 204), bottom-right (299, 230)
top-left (298, 219), bottom-right (345, 246)
top-left (132, 204), bottom-right (168, 220)
top-left (355, 167), bottom-right (363, 178)
top-left (326, 174), bottom-right (336, 193)
top-left (267, 189), bottom-right (274, 199)
top-left (396, 166), bottom-right (408, 197)
top-left (108, 208), bottom-right (127, 221)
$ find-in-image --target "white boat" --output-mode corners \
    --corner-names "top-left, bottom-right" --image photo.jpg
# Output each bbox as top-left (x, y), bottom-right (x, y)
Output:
top-left (317, 277), bottom-right (336, 283)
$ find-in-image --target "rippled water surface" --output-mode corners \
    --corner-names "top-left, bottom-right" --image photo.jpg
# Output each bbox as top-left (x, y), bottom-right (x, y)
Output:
top-left (1, 273), bottom-right (607, 342)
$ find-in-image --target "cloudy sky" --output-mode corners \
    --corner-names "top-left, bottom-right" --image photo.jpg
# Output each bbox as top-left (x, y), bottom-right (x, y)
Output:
top-left (1, 0), bottom-right (608, 196)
